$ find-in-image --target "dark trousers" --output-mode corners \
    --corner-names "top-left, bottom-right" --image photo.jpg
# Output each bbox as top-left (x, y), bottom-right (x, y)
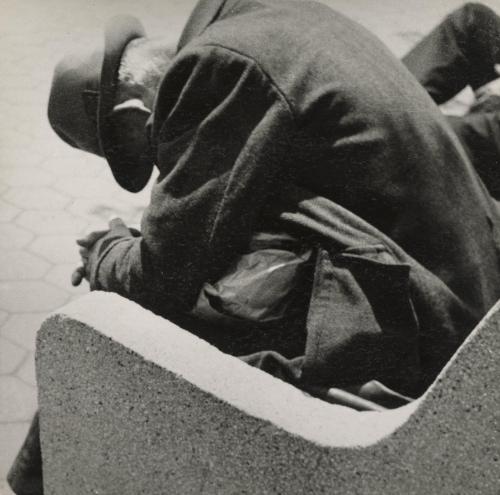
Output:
top-left (7, 413), bottom-right (43, 495)
top-left (403, 2), bottom-right (500, 198)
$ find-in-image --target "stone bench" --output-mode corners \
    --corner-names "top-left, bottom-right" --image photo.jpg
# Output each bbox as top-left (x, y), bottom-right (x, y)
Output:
top-left (36, 292), bottom-right (500, 494)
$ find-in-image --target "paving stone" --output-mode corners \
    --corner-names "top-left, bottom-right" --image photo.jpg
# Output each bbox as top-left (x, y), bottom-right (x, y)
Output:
top-left (0, 376), bottom-right (37, 422)
top-left (0, 478), bottom-right (16, 495)
top-left (0, 338), bottom-right (26, 375)
top-left (0, 167), bottom-right (54, 187)
top-left (0, 224), bottom-right (33, 250)
top-left (1, 89), bottom-right (42, 110)
top-left (0, 69), bottom-right (43, 89)
top-left (0, 200), bottom-right (20, 223)
top-left (69, 198), bottom-right (141, 225)
top-left (3, 187), bottom-right (70, 210)
top-left (16, 352), bottom-right (36, 387)
top-left (0, 281), bottom-right (68, 313)
top-left (0, 422), bottom-right (30, 481)
top-left (0, 130), bottom-right (32, 153)
top-left (39, 153), bottom-right (104, 179)
top-left (16, 210), bottom-right (88, 235)
top-left (45, 264), bottom-right (89, 294)
top-left (112, 182), bottom-right (152, 208)
top-left (53, 177), bottom-right (120, 200)
top-left (69, 292), bottom-right (89, 304)
top-left (29, 235), bottom-right (80, 264)
top-left (0, 251), bottom-right (50, 280)
top-left (1, 313), bottom-right (47, 352)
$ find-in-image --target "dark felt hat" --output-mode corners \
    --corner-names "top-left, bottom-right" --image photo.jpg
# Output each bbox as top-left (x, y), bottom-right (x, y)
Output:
top-left (48, 16), bottom-right (154, 192)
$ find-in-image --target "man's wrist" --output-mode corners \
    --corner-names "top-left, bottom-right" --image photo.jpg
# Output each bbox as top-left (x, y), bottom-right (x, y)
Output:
top-left (87, 233), bottom-right (135, 290)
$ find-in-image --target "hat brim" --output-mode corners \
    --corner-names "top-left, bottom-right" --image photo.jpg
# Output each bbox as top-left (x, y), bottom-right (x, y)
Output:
top-left (98, 16), bottom-right (154, 193)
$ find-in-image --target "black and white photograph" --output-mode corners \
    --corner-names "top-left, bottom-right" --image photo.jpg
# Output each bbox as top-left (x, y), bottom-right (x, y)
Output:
top-left (1, 0), bottom-right (499, 493)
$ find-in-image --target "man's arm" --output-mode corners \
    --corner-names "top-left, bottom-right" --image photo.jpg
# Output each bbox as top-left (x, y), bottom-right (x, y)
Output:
top-left (85, 44), bottom-right (296, 314)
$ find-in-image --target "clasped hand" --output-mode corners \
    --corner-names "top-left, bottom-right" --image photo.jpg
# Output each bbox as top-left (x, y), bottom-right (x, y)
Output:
top-left (71, 217), bottom-right (132, 286)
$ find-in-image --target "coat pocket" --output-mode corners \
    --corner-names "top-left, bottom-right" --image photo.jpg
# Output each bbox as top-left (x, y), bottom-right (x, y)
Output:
top-left (301, 245), bottom-right (421, 394)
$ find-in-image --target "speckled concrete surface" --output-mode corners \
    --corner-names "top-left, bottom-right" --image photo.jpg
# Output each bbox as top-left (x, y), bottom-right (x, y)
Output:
top-left (2, 1), bottom-right (500, 493)
top-left (37, 292), bottom-right (500, 494)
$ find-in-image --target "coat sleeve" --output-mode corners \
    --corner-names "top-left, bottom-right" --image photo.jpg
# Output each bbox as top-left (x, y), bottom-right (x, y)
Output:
top-left (89, 44), bottom-right (296, 314)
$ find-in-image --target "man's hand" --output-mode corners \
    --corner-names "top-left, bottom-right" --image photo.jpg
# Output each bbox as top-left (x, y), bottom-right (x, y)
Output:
top-left (71, 229), bottom-right (109, 286)
top-left (71, 218), bottom-right (134, 286)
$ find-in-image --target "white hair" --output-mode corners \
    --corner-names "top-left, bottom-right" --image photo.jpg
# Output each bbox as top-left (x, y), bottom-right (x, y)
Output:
top-left (118, 37), bottom-right (175, 96)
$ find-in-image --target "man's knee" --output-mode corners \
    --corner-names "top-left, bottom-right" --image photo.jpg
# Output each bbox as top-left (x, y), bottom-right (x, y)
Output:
top-left (450, 2), bottom-right (497, 30)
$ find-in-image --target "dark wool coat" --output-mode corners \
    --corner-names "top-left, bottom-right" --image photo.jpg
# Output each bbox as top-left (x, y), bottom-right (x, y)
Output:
top-left (90, 0), bottom-right (500, 397)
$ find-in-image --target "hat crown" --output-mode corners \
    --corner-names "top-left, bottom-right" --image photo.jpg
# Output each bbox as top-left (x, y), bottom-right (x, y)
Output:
top-left (48, 48), bottom-right (103, 154)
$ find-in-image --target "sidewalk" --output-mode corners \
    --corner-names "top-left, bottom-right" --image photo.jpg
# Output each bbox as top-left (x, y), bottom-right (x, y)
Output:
top-left (1, 0), bottom-right (498, 493)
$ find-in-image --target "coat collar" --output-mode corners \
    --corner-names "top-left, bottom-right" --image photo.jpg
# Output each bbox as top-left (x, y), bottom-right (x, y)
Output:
top-left (177, 0), bottom-right (227, 51)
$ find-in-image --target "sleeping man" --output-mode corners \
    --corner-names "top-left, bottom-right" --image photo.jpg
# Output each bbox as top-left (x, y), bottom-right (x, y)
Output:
top-left (9, 1), bottom-right (500, 493)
